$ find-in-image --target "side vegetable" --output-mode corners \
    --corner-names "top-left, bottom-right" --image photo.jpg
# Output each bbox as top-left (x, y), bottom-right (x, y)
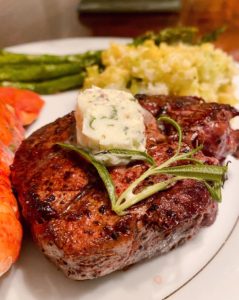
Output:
top-left (0, 50), bottom-right (101, 94)
top-left (0, 27), bottom-right (226, 95)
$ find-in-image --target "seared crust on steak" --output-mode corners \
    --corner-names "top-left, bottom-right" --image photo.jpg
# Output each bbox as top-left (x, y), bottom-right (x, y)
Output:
top-left (11, 96), bottom-right (238, 280)
top-left (136, 94), bottom-right (239, 161)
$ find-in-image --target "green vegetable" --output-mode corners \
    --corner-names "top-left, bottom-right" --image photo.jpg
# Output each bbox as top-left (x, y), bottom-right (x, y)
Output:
top-left (0, 63), bottom-right (84, 82)
top-left (0, 73), bottom-right (85, 94)
top-left (201, 26), bottom-right (227, 44)
top-left (133, 27), bottom-right (199, 46)
top-left (0, 50), bottom-right (101, 94)
top-left (132, 26), bottom-right (226, 46)
top-left (0, 50), bottom-right (102, 66)
top-left (57, 117), bottom-right (227, 216)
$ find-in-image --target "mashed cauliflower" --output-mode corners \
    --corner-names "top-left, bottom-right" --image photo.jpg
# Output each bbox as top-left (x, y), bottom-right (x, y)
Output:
top-left (84, 40), bottom-right (238, 104)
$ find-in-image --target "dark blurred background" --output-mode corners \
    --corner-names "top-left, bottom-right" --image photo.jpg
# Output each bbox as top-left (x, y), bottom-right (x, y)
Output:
top-left (0, 0), bottom-right (238, 59)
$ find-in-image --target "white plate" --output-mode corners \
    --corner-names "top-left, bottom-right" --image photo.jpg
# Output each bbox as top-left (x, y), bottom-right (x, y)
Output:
top-left (1, 38), bottom-right (239, 300)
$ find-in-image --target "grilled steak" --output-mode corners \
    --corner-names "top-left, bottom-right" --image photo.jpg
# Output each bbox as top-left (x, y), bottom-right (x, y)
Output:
top-left (136, 94), bottom-right (239, 161)
top-left (11, 96), bottom-right (238, 280)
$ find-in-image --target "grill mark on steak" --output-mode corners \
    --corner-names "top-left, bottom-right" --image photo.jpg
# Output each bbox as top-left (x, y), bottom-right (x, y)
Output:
top-left (11, 96), bottom-right (239, 280)
top-left (59, 184), bottom-right (94, 220)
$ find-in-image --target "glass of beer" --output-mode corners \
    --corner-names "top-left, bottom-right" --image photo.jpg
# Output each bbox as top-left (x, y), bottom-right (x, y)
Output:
top-left (180, 0), bottom-right (239, 60)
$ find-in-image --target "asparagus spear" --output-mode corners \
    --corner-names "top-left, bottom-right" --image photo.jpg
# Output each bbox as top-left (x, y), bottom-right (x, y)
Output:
top-left (0, 50), bottom-right (102, 66)
top-left (0, 73), bottom-right (85, 94)
top-left (132, 26), bottom-right (226, 46)
top-left (0, 63), bottom-right (84, 81)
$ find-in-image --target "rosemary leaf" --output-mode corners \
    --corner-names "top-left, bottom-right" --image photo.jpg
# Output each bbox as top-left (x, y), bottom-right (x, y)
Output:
top-left (93, 148), bottom-right (156, 166)
top-left (155, 164), bottom-right (228, 182)
top-left (204, 181), bottom-right (222, 202)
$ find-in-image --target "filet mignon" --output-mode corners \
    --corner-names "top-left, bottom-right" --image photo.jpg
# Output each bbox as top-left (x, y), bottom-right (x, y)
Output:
top-left (11, 96), bottom-right (239, 280)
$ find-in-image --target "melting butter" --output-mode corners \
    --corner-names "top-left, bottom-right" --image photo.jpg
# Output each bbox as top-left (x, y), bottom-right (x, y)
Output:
top-left (75, 87), bottom-right (146, 159)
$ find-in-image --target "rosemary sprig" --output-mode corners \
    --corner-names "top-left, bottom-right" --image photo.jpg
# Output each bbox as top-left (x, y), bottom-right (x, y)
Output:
top-left (58, 116), bottom-right (227, 216)
top-left (113, 117), bottom-right (227, 214)
top-left (57, 144), bottom-right (156, 205)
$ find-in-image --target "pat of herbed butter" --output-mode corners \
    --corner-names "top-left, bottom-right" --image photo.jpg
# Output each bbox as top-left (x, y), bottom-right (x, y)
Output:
top-left (75, 87), bottom-right (146, 156)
